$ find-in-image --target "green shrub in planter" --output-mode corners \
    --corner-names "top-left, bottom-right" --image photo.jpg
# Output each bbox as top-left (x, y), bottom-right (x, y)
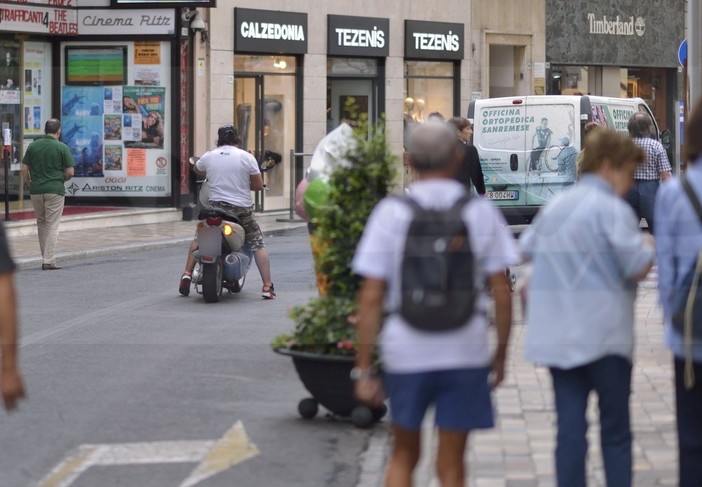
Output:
top-left (272, 117), bottom-right (397, 356)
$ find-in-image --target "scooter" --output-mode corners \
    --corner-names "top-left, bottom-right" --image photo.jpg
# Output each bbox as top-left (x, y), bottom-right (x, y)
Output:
top-left (189, 157), bottom-right (253, 303)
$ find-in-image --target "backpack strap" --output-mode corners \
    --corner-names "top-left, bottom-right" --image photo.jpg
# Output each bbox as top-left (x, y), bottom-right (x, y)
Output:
top-left (448, 193), bottom-right (473, 220)
top-left (681, 174), bottom-right (702, 227)
top-left (679, 173), bottom-right (702, 389)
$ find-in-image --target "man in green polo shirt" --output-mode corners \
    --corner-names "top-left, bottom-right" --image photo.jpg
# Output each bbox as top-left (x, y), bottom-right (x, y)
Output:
top-left (21, 119), bottom-right (75, 270)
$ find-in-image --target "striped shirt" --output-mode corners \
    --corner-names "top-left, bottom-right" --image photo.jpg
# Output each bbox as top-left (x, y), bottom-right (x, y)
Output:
top-left (632, 137), bottom-right (672, 180)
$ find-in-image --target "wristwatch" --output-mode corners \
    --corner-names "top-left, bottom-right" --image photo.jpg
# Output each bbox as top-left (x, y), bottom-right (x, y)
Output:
top-left (349, 367), bottom-right (376, 381)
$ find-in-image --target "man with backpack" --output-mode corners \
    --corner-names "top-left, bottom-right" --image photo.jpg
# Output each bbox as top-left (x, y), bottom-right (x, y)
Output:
top-left (352, 122), bottom-right (518, 486)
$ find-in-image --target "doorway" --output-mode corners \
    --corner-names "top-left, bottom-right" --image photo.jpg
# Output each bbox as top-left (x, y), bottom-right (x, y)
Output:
top-left (234, 56), bottom-right (297, 212)
top-left (326, 57), bottom-right (381, 133)
top-left (489, 45), bottom-right (526, 97)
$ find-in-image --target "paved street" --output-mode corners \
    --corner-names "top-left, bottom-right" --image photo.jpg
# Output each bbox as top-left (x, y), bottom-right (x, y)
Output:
top-left (1, 216), bottom-right (681, 486)
top-left (1, 227), bottom-right (380, 487)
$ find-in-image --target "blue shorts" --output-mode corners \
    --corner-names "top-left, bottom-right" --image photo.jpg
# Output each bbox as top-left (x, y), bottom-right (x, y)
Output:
top-left (383, 367), bottom-right (494, 432)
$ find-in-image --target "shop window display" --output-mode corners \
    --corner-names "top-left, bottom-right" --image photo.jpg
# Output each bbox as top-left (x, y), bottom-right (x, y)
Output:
top-left (404, 61), bottom-right (454, 122)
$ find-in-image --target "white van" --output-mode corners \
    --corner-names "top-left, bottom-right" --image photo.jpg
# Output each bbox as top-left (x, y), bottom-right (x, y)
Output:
top-left (467, 95), bottom-right (661, 224)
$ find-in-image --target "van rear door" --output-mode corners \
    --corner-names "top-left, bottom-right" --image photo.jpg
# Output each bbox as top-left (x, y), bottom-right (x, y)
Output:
top-left (524, 98), bottom-right (579, 206)
top-left (472, 99), bottom-right (527, 209)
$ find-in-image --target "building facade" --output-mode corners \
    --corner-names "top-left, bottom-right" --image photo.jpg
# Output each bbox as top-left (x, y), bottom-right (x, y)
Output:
top-left (190, 0), bottom-right (547, 211)
top-left (0, 0), bottom-right (556, 215)
top-left (545, 0), bottom-right (684, 139)
top-left (0, 0), bottom-right (194, 215)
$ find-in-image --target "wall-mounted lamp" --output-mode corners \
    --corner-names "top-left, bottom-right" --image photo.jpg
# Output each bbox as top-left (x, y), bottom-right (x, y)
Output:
top-left (273, 58), bottom-right (287, 69)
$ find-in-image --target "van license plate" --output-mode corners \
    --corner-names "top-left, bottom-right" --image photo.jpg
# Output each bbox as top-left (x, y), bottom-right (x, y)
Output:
top-left (487, 190), bottom-right (519, 200)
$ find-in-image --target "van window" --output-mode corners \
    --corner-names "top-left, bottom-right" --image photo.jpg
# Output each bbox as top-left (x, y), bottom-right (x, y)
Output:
top-left (525, 104), bottom-right (577, 151)
top-left (591, 103), bottom-right (632, 133)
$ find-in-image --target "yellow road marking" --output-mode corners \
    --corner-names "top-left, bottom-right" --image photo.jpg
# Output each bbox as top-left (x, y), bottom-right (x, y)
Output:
top-left (37, 446), bottom-right (97, 487)
top-left (180, 421), bottom-right (260, 487)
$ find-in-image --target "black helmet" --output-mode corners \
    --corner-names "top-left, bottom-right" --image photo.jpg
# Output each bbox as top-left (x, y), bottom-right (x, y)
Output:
top-left (217, 125), bottom-right (240, 146)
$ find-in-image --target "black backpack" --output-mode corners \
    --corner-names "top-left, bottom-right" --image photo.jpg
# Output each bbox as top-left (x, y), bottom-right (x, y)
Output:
top-left (397, 194), bottom-right (477, 331)
top-left (671, 174), bottom-right (702, 340)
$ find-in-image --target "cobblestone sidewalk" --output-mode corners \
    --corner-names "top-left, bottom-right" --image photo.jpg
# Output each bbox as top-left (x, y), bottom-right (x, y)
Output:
top-left (409, 284), bottom-right (676, 487)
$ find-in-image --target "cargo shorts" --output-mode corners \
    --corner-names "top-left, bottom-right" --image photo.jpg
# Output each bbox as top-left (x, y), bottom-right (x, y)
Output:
top-left (209, 201), bottom-right (265, 251)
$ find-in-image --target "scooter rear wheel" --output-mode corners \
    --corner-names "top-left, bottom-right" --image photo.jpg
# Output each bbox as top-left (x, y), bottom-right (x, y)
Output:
top-left (202, 260), bottom-right (223, 303)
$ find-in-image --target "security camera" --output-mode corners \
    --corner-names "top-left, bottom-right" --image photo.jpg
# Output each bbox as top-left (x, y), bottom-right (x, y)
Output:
top-left (190, 15), bottom-right (207, 33)
top-left (181, 9), bottom-right (198, 22)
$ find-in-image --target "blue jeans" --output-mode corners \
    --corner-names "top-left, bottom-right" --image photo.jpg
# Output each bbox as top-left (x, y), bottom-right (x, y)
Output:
top-left (674, 358), bottom-right (702, 486)
top-left (550, 355), bottom-right (632, 487)
top-left (625, 179), bottom-right (659, 232)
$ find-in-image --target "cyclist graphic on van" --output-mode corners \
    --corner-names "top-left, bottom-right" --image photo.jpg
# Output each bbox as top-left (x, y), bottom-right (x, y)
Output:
top-left (529, 117), bottom-right (553, 170)
top-left (556, 135), bottom-right (578, 181)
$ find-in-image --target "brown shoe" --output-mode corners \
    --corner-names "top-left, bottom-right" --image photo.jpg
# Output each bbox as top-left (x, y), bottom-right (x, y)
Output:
top-left (42, 263), bottom-right (62, 270)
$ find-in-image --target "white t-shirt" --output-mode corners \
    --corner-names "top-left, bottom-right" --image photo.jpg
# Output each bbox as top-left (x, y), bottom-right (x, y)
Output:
top-left (352, 179), bottom-right (520, 373)
top-left (196, 145), bottom-right (260, 207)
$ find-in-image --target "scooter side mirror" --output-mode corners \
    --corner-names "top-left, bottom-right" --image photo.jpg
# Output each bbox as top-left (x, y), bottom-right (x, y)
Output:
top-left (189, 156), bottom-right (199, 166)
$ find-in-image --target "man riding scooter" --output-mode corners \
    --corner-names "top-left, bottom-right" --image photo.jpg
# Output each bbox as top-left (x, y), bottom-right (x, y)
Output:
top-left (178, 125), bottom-right (276, 299)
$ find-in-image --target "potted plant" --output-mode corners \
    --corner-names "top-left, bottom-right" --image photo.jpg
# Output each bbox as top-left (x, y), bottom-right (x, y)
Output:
top-left (272, 114), bottom-right (397, 427)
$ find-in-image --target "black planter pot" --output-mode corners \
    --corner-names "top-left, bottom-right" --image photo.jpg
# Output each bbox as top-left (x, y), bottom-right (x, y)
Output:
top-left (275, 348), bottom-right (387, 428)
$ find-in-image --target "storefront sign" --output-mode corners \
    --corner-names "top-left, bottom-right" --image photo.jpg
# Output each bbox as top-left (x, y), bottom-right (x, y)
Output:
top-left (77, 9), bottom-right (175, 35)
top-left (546, 0), bottom-right (683, 67)
top-left (404, 20), bottom-right (464, 60)
top-left (234, 8), bottom-right (307, 54)
top-left (587, 14), bottom-right (645, 36)
top-left (0, 4), bottom-right (77, 35)
top-left (327, 15), bottom-right (389, 57)
top-left (135, 41), bottom-right (161, 64)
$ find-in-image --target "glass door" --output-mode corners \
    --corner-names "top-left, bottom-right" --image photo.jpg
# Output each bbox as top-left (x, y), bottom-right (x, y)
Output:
top-left (234, 75), bottom-right (263, 210)
top-left (234, 62), bottom-right (296, 212)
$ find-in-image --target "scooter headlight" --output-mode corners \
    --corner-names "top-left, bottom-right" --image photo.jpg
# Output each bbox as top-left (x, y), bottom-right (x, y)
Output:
top-left (223, 223), bottom-right (233, 237)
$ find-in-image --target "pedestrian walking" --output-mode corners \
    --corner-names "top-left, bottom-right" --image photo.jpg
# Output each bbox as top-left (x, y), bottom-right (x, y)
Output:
top-left (653, 97), bottom-right (702, 487)
top-left (352, 122), bottom-right (518, 486)
top-left (447, 117), bottom-right (486, 196)
top-left (519, 128), bottom-right (654, 487)
top-left (0, 222), bottom-right (25, 411)
top-left (625, 112), bottom-right (672, 233)
top-left (21, 119), bottom-right (75, 270)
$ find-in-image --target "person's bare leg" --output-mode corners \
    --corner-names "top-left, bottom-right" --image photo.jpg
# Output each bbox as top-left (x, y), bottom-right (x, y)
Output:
top-left (179, 239), bottom-right (198, 296)
top-left (385, 425), bottom-right (421, 487)
top-left (183, 239), bottom-right (197, 274)
top-left (435, 430), bottom-right (469, 487)
top-left (254, 247), bottom-right (272, 287)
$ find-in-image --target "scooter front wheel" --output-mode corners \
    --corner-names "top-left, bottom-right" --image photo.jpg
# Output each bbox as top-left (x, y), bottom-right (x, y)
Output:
top-left (202, 260), bottom-right (223, 303)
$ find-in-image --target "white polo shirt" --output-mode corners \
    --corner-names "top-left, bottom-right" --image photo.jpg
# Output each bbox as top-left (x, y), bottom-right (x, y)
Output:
top-left (352, 179), bottom-right (520, 373)
top-left (196, 145), bottom-right (260, 207)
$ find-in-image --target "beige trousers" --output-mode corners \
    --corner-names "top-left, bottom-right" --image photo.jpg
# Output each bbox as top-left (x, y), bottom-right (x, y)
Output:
top-left (30, 193), bottom-right (64, 265)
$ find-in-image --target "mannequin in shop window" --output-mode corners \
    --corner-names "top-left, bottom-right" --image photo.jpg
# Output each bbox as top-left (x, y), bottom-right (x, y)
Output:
top-left (403, 97), bottom-right (415, 131)
top-left (412, 98), bottom-right (426, 123)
